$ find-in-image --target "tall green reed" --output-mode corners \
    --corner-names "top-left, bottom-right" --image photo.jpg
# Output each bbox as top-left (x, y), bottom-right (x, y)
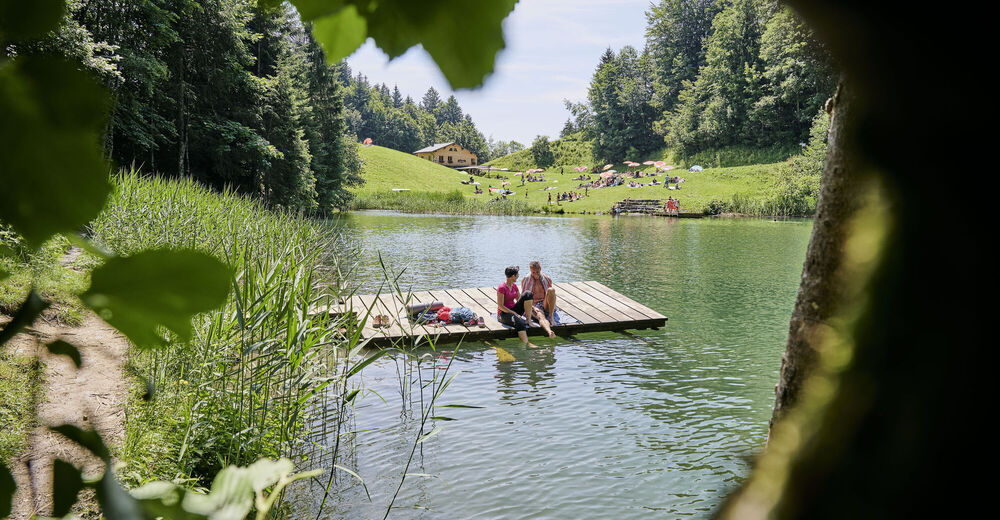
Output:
top-left (89, 169), bottom-right (357, 481)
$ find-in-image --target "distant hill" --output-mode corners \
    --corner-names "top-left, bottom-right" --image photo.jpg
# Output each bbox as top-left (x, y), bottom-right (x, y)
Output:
top-left (486, 132), bottom-right (595, 171)
top-left (351, 144), bottom-right (469, 194)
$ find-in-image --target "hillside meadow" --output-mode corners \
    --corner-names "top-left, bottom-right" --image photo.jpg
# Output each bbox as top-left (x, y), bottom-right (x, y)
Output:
top-left (349, 144), bottom-right (789, 215)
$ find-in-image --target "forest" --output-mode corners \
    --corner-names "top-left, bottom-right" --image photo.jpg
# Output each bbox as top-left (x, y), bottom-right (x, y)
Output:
top-left (562, 0), bottom-right (836, 166)
top-left (9, 0), bottom-right (367, 213)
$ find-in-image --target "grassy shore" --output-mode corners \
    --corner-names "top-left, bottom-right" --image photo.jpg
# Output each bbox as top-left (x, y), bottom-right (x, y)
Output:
top-left (351, 144), bottom-right (804, 215)
top-left (0, 346), bottom-right (39, 463)
top-left (1, 235), bottom-right (91, 324)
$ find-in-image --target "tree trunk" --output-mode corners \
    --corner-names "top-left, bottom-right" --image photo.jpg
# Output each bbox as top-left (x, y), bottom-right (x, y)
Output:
top-left (768, 77), bottom-right (862, 432)
top-left (177, 50), bottom-right (186, 177)
top-left (717, 2), bottom-right (987, 518)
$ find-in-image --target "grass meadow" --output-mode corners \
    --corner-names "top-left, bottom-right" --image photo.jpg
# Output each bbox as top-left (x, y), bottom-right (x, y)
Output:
top-left (352, 144), bottom-right (795, 216)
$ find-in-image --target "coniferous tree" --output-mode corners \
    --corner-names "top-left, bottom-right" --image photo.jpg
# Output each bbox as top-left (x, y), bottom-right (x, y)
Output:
top-left (420, 86), bottom-right (441, 114)
top-left (645, 0), bottom-right (720, 115)
top-left (662, 0), bottom-right (770, 155)
top-left (391, 85), bottom-right (403, 108)
top-left (37, 0), bottom-right (363, 212)
top-left (437, 95), bottom-right (463, 125)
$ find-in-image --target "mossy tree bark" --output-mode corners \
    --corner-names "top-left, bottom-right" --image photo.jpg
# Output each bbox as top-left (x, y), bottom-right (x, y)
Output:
top-left (769, 78), bottom-right (861, 432)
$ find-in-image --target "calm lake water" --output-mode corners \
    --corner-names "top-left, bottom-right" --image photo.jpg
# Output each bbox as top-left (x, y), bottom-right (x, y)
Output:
top-left (292, 211), bottom-right (813, 519)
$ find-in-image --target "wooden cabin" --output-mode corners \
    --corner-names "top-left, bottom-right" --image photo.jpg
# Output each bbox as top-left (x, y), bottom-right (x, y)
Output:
top-left (413, 142), bottom-right (478, 168)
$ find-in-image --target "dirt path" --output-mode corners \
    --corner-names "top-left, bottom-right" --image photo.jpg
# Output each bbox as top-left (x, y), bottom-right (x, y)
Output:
top-left (3, 310), bottom-right (129, 518)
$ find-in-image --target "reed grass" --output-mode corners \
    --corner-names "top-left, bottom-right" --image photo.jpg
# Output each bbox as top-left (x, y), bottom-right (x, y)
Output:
top-left (89, 170), bottom-right (360, 482)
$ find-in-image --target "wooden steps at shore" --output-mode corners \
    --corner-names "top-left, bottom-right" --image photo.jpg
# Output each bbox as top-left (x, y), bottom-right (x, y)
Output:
top-left (613, 198), bottom-right (702, 218)
top-left (316, 281), bottom-right (667, 347)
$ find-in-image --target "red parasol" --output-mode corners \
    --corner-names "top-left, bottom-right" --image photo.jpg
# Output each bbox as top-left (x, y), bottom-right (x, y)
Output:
top-left (602, 164), bottom-right (614, 170)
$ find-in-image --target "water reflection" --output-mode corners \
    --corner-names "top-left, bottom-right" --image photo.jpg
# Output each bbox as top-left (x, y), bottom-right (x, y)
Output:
top-left (493, 345), bottom-right (557, 400)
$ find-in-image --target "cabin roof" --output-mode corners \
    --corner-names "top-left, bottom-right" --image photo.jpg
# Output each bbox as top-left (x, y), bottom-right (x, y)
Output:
top-left (413, 142), bottom-right (457, 154)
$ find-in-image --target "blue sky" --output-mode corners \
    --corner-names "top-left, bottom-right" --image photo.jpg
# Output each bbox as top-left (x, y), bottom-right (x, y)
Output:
top-left (346, 0), bottom-right (651, 146)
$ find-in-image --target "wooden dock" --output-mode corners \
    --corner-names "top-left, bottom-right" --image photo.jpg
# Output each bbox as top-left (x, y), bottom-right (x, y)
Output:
top-left (329, 281), bottom-right (667, 347)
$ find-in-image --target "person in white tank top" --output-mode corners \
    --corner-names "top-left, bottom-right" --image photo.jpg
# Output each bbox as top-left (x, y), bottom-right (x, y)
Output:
top-left (522, 261), bottom-right (558, 338)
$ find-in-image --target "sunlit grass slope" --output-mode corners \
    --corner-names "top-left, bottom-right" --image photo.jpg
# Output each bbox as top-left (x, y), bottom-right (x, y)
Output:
top-left (351, 140), bottom-right (785, 215)
top-left (352, 144), bottom-right (472, 194)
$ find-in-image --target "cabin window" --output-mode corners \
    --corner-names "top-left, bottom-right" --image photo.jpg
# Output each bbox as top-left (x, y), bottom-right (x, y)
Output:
top-left (438, 156), bottom-right (443, 163)
top-left (448, 156), bottom-right (453, 163)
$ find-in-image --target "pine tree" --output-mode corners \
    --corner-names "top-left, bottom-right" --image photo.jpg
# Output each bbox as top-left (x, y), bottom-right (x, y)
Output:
top-left (420, 86), bottom-right (441, 114)
top-left (392, 85), bottom-right (403, 108)
top-left (437, 95), bottom-right (463, 125)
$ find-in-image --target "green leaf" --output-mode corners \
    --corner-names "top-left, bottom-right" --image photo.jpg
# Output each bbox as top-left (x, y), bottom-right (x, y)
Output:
top-left (52, 460), bottom-right (84, 517)
top-left (0, 0), bottom-right (66, 40)
top-left (46, 340), bottom-right (82, 368)
top-left (94, 471), bottom-right (145, 520)
top-left (1, 461), bottom-right (15, 519)
top-left (294, 0), bottom-right (517, 89)
top-left (311, 5), bottom-right (367, 62)
top-left (438, 404), bottom-right (484, 409)
top-left (81, 250), bottom-right (232, 349)
top-left (417, 425), bottom-right (444, 444)
top-left (131, 481), bottom-right (208, 520)
top-left (183, 458), bottom-right (294, 520)
top-left (346, 349), bottom-right (387, 378)
top-left (430, 416), bottom-right (455, 421)
top-left (0, 56), bottom-right (112, 248)
top-left (50, 424), bottom-right (111, 462)
top-left (0, 290), bottom-right (49, 347)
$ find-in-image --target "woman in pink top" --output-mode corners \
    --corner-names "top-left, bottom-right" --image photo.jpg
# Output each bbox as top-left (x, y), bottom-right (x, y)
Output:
top-left (496, 266), bottom-right (536, 346)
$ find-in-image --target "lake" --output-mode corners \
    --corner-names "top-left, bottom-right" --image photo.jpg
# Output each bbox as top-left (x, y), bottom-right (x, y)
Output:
top-left (292, 211), bottom-right (813, 519)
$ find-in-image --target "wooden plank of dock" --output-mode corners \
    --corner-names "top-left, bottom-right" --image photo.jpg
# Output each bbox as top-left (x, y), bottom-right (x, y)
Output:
top-left (323, 281), bottom-right (667, 347)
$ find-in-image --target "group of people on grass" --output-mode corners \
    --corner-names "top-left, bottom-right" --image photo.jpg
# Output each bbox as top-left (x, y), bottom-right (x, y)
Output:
top-left (496, 262), bottom-right (558, 347)
top-left (551, 191), bottom-right (583, 203)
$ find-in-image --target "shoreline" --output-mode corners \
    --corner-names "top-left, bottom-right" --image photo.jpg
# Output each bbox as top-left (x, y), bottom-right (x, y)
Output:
top-left (339, 206), bottom-right (815, 219)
